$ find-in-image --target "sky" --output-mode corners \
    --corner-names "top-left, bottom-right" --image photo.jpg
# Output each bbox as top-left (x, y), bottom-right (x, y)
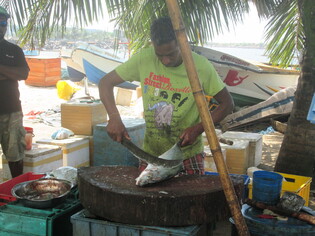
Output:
top-left (85, 5), bottom-right (269, 44)
top-left (211, 8), bottom-right (269, 43)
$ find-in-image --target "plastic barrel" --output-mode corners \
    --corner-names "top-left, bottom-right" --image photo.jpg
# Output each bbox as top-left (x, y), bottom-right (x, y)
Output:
top-left (252, 171), bottom-right (283, 205)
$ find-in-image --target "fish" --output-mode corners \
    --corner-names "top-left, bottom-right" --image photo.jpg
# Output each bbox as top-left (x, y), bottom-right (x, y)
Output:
top-left (135, 162), bottom-right (183, 186)
top-left (121, 139), bottom-right (184, 186)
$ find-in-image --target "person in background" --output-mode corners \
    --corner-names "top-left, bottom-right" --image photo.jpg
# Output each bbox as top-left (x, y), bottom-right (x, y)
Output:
top-left (0, 6), bottom-right (29, 178)
top-left (98, 17), bottom-right (233, 175)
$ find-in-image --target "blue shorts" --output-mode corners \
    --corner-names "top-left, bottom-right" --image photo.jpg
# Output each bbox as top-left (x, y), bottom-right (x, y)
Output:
top-left (0, 111), bottom-right (26, 162)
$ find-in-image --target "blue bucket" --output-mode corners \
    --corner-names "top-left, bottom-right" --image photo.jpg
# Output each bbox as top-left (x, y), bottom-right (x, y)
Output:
top-left (252, 171), bottom-right (283, 205)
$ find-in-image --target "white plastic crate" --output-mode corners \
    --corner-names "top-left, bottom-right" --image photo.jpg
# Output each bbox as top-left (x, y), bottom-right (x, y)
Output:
top-left (71, 209), bottom-right (210, 236)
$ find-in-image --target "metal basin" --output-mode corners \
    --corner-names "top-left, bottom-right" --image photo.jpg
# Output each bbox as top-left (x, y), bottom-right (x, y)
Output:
top-left (11, 179), bottom-right (72, 209)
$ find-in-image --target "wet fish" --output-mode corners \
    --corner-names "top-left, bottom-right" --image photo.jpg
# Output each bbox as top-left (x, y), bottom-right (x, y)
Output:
top-left (121, 139), bottom-right (183, 186)
top-left (121, 139), bottom-right (182, 168)
top-left (135, 162), bottom-right (183, 186)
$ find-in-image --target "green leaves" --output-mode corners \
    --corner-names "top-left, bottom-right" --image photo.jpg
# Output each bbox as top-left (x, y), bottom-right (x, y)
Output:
top-left (1, 0), bottom-right (304, 67)
top-left (2, 0), bottom-right (106, 49)
top-left (107, 0), bottom-right (250, 52)
top-left (264, 0), bottom-right (304, 67)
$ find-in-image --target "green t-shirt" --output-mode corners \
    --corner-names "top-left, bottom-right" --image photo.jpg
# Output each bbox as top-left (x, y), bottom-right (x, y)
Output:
top-left (116, 47), bottom-right (225, 159)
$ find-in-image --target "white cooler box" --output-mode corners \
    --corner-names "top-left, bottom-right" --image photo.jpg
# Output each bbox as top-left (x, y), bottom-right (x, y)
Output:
top-left (36, 136), bottom-right (90, 168)
top-left (221, 131), bottom-right (262, 167)
top-left (1, 143), bottom-right (63, 181)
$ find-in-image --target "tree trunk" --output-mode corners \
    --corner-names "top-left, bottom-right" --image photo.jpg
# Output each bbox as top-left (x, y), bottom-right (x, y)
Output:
top-left (274, 0), bottom-right (315, 184)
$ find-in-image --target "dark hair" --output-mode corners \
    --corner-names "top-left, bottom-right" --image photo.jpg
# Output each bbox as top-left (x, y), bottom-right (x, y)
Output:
top-left (150, 17), bottom-right (176, 45)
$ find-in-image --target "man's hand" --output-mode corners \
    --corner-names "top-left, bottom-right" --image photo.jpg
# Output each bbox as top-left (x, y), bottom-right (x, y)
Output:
top-left (179, 123), bottom-right (204, 147)
top-left (106, 117), bottom-right (130, 143)
top-left (99, 70), bottom-right (131, 142)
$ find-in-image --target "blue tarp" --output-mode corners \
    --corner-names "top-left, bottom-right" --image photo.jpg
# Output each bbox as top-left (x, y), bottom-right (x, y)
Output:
top-left (307, 93), bottom-right (315, 124)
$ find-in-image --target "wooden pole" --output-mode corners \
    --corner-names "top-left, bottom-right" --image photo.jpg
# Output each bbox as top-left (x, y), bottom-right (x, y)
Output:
top-left (165, 1), bottom-right (250, 235)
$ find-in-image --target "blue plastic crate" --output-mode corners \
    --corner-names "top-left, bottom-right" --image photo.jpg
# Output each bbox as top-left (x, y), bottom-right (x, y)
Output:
top-left (205, 171), bottom-right (250, 200)
top-left (71, 209), bottom-right (211, 236)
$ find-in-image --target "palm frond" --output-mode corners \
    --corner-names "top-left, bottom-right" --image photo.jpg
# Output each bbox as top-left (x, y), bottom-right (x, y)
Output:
top-left (2, 0), bottom-right (105, 49)
top-left (104, 0), bottom-right (251, 52)
top-left (264, 0), bottom-right (304, 67)
top-left (250, 0), bottom-right (282, 18)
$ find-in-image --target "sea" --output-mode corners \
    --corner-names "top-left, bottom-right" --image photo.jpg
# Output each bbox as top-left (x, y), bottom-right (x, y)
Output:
top-left (211, 46), bottom-right (269, 63)
top-left (31, 46), bottom-right (269, 64)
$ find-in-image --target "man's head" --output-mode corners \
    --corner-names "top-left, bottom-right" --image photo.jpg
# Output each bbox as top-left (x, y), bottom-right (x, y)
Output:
top-left (150, 17), bottom-right (182, 67)
top-left (0, 6), bottom-right (9, 40)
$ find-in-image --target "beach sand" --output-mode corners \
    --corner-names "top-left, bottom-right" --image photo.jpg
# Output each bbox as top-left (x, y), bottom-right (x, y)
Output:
top-left (19, 81), bottom-right (143, 142)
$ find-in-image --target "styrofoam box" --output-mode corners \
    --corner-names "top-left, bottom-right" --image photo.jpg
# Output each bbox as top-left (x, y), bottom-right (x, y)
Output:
top-left (221, 131), bottom-right (263, 167)
top-left (115, 88), bottom-right (134, 106)
top-left (75, 135), bottom-right (94, 166)
top-left (1, 143), bottom-right (63, 181)
top-left (203, 146), bottom-right (226, 172)
top-left (202, 129), bottom-right (222, 145)
top-left (61, 101), bottom-right (107, 135)
top-left (36, 136), bottom-right (90, 168)
top-left (220, 140), bottom-right (250, 175)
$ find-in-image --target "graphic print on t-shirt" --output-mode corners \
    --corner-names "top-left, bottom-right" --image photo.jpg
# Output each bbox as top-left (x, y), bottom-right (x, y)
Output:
top-left (144, 72), bottom-right (190, 131)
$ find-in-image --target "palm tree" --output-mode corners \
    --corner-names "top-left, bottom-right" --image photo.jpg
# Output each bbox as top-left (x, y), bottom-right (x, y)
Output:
top-left (1, 0), bottom-right (314, 181)
top-left (273, 0), bottom-right (315, 183)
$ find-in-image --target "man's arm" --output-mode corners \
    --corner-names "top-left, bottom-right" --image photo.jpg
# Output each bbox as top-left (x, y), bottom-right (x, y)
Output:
top-left (0, 64), bottom-right (29, 81)
top-left (210, 87), bottom-right (234, 124)
top-left (180, 87), bottom-right (234, 146)
top-left (98, 70), bottom-right (130, 142)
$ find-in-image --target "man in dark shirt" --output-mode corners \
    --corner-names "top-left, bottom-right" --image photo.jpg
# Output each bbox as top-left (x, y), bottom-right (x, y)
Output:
top-left (0, 6), bottom-right (29, 178)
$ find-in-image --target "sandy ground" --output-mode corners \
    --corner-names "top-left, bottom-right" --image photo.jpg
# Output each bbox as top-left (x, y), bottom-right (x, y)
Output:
top-left (0, 81), bottom-right (314, 235)
top-left (19, 81), bottom-right (143, 142)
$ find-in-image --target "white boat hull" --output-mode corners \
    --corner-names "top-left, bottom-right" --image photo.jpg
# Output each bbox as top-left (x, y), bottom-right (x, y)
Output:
top-left (192, 46), bottom-right (300, 106)
top-left (62, 44), bottom-right (300, 106)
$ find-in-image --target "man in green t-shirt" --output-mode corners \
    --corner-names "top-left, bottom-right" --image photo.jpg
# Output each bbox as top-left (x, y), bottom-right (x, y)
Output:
top-left (98, 17), bottom-right (234, 175)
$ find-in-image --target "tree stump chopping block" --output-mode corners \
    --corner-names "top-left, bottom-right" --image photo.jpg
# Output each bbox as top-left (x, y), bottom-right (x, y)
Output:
top-left (78, 166), bottom-right (244, 226)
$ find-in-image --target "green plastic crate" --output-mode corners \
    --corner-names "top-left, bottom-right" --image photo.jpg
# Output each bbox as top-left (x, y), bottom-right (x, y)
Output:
top-left (71, 209), bottom-right (212, 236)
top-left (0, 188), bottom-right (82, 236)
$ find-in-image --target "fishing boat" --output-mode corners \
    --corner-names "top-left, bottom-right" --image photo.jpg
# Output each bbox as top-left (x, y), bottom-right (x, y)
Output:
top-left (62, 44), bottom-right (300, 106)
top-left (191, 45), bottom-right (300, 107)
top-left (61, 44), bottom-right (138, 90)
top-left (60, 48), bottom-right (86, 82)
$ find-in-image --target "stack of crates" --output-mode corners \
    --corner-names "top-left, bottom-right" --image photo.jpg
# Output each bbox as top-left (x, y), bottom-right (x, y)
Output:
top-left (0, 187), bottom-right (82, 236)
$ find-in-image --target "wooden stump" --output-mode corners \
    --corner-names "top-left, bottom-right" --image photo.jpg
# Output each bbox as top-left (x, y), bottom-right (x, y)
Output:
top-left (78, 166), bottom-right (243, 226)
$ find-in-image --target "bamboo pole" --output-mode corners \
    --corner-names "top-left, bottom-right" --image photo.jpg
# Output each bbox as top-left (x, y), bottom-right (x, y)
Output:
top-left (165, 1), bottom-right (250, 235)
